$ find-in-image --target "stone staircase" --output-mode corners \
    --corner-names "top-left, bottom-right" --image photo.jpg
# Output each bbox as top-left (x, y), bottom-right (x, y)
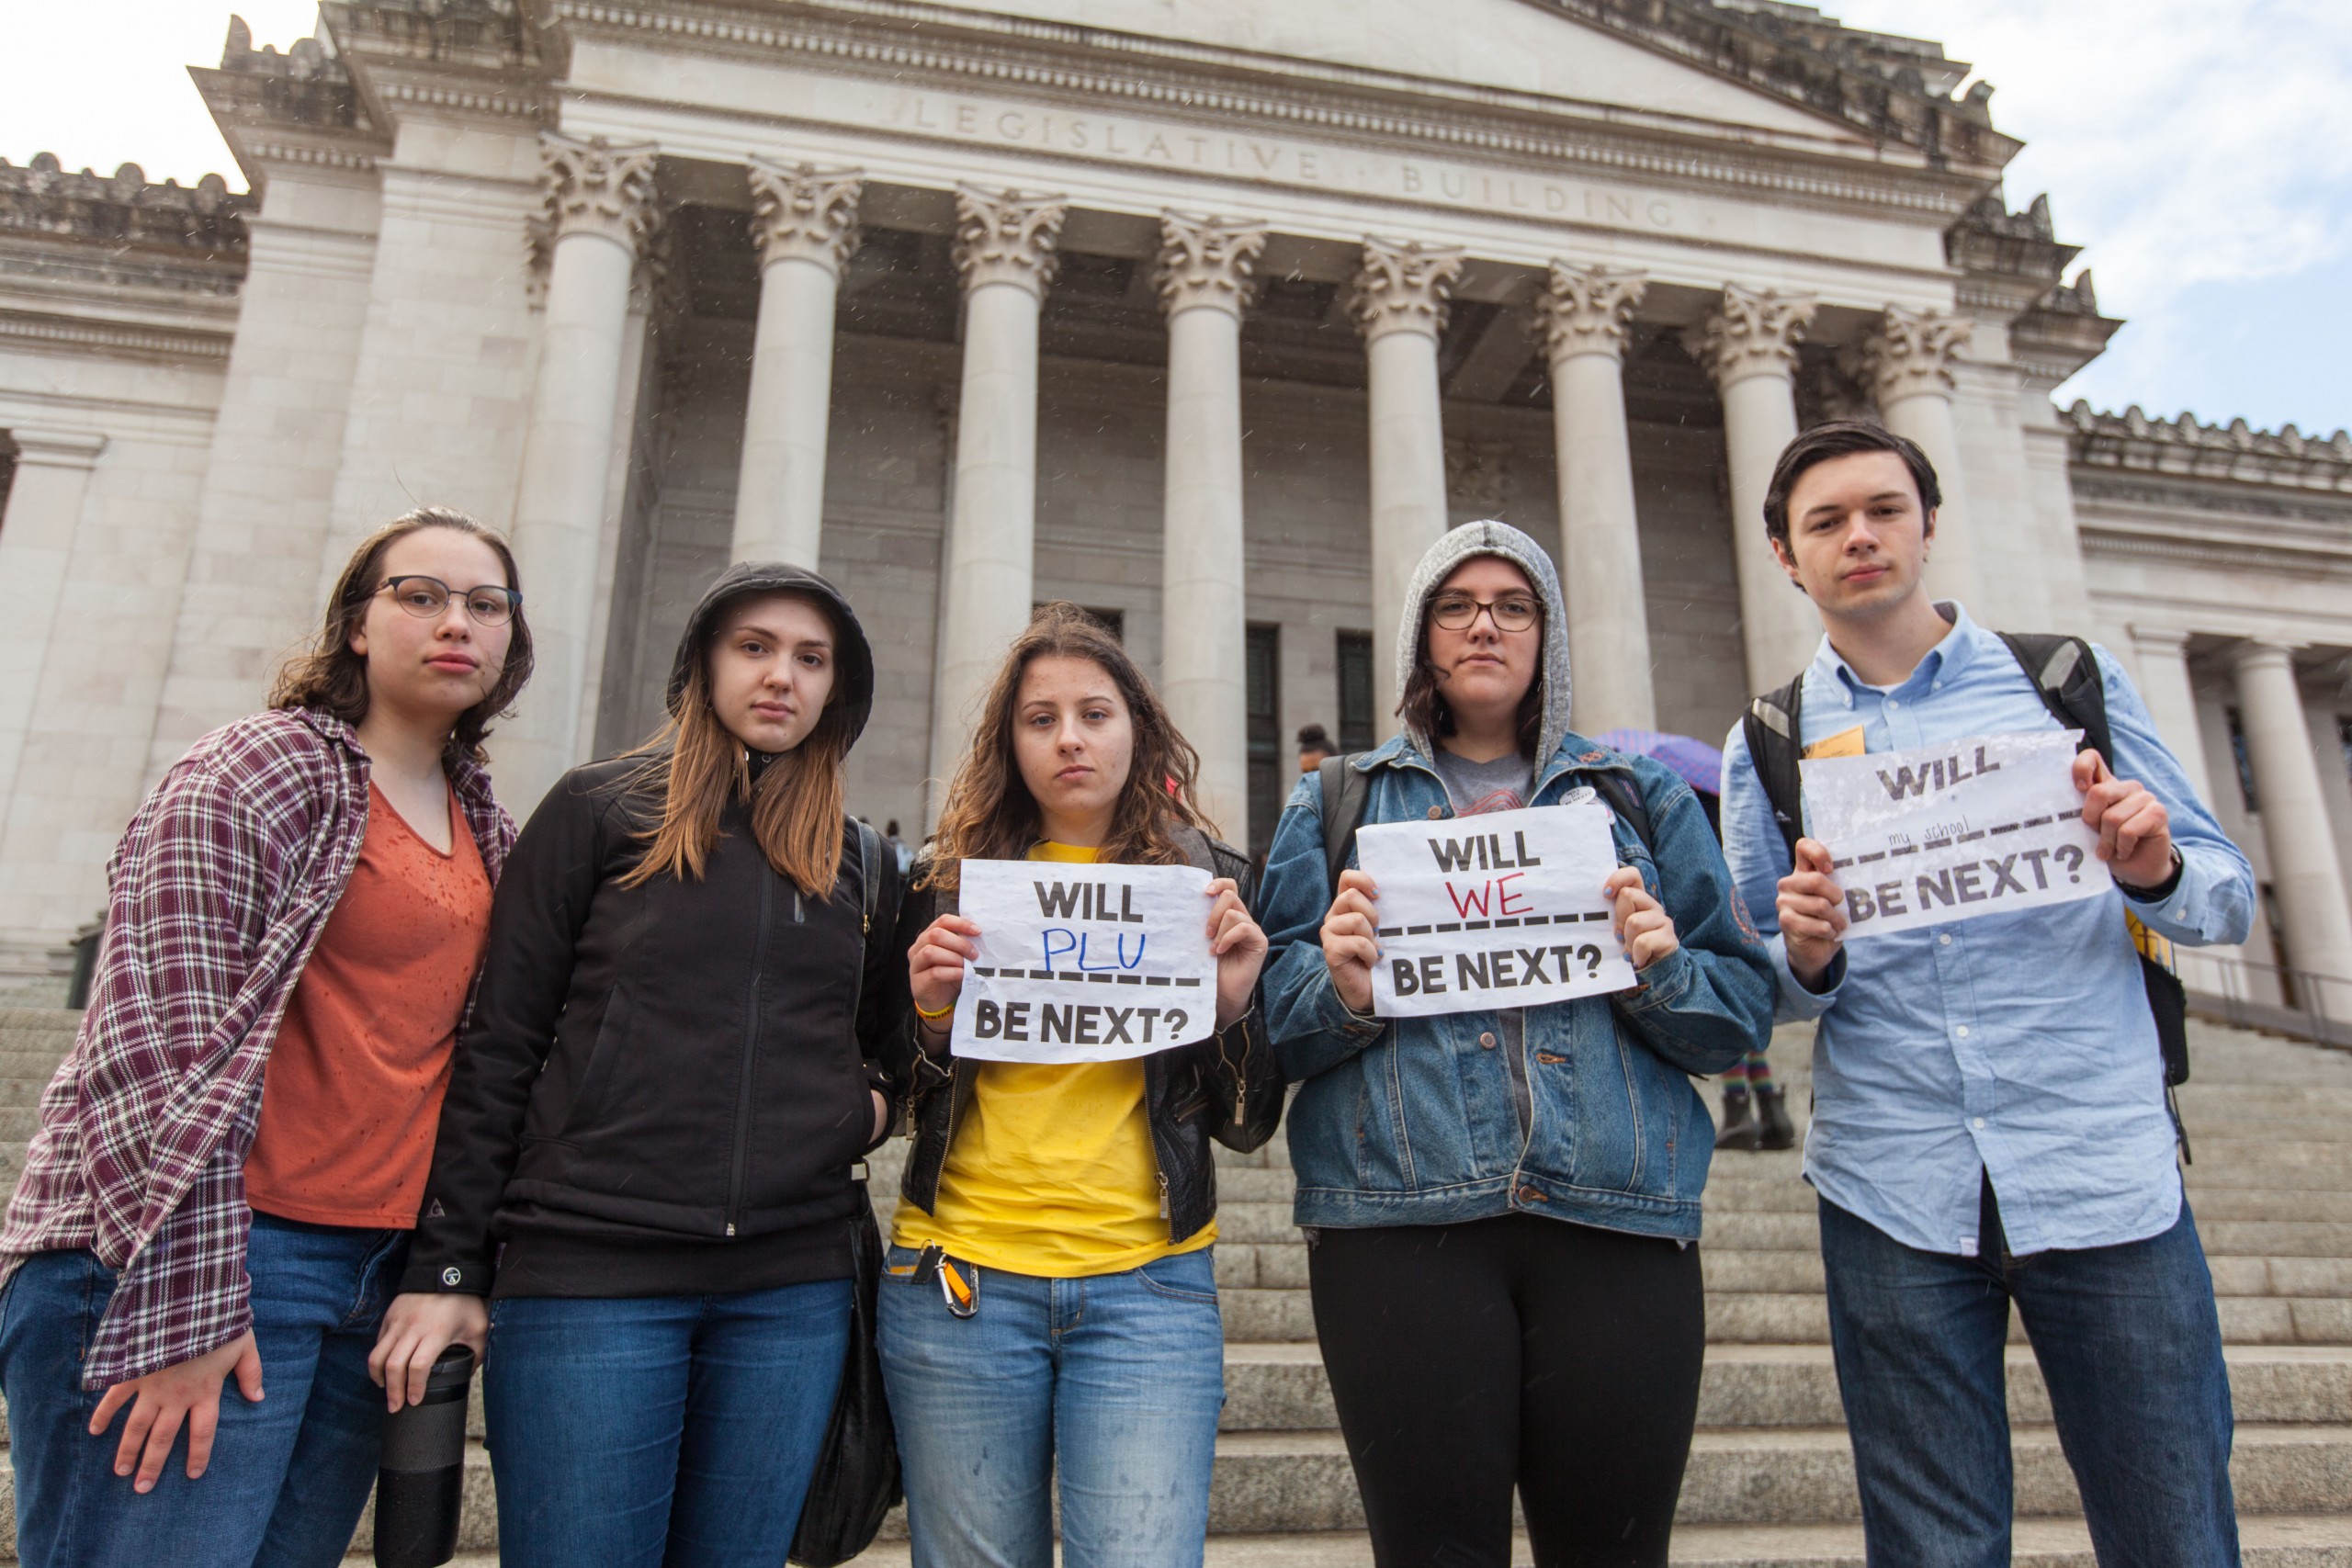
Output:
top-left (0, 1007), bottom-right (2344, 1563)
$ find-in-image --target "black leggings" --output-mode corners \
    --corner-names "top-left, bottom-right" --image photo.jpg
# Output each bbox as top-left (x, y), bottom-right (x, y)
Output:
top-left (1307, 1213), bottom-right (1706, 1568)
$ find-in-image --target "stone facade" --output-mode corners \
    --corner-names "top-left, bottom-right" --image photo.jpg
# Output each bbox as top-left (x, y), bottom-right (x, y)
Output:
top-left (2, 0), bottom-right (2350, 1008)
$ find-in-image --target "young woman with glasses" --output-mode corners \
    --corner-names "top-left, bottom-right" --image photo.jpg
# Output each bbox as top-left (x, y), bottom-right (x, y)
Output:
top-left (384, 562), bottom-right (906, 1568)
top-left (0, 508), bottom-right (530, 1568)
top-left (1253, 521), bottom-right (1776, 1568)
top-left (887, 603), bottom-right (1283, 1568)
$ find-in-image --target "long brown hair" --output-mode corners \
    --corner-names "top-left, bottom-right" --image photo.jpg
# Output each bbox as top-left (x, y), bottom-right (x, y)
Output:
top-left (922, 602), bottom-right (1207, 893)
top-left (269, 506), bottom-right (533, 767)
top-left (619, 591), bottom-right (852, 899)
top-left (1397, 569), bottom-right (1544, 757)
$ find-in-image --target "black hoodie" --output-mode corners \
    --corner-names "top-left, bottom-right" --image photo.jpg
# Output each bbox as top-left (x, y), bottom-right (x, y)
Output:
top-left (403, 563), bottom-right (908, 1299)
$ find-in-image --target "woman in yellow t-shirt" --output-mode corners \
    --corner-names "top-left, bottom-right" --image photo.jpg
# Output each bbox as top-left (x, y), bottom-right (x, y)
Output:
top-left (884, 603), bottom-right (1283, 1568)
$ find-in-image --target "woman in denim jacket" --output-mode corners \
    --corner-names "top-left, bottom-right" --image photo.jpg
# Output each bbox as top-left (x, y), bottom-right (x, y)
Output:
top-left (1255, 521), bottom-right (1775, 1568)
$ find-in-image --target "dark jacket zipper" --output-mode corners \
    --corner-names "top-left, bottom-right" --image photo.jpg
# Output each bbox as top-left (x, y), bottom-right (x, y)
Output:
top-left (726, 874), bottom-right (776, 1236)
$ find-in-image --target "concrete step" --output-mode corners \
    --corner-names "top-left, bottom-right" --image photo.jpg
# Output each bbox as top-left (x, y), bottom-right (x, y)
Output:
top-left (1219, 1342), bottom-right (2352, 1434)
top-left (1201, 1421), bottom-right (2352, 1532)
top-left (1226, 1273), bottom-right (2352, 1346)
top-left (842, 1514), bottom-right (2352, 1564)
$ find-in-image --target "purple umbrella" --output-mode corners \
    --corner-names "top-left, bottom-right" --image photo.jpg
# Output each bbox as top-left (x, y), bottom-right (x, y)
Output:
top-left (1595, 729), bottom-right (1724, 797)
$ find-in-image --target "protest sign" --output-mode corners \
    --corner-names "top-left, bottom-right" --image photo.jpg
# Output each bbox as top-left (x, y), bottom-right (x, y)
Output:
top-left (950, 859), bottom-right (1217, 1064)
top-left (1355, 803), bottom-right (1636, 1019)
top-left (1800, 729), bottom-right (2110, 941)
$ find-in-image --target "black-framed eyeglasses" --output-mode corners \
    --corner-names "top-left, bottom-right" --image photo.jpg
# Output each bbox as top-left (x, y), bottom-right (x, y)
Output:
top-left (379, 576), bottom-right (522, 626)
top-left (1430, 592), bottom-right (1540, 633)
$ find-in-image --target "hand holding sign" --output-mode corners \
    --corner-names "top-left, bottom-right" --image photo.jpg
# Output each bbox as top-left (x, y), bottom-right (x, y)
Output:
top-left (1799, 730), bottom-right (2111, 942)
top-left (1352, 804), bottom-right (1639, 1019)
top-left (946, 860), bottom-right (1219, 1064)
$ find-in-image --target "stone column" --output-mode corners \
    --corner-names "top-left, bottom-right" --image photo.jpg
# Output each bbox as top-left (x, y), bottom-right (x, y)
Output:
top-left (1157, 213), bottom-right (1266, 841)
top-left (1861, 306), bottom-right (1983, 614)
top-left (927, 186), bottom-right (1067, 809)
top-left (1538, 263), bottom-right (1653, 734)
top-left (0, 429), bottom-right (107, 807)
top-left (496, 134), bottom-right (661, 808)
top-left (1352, 238), bottom-right (1464, 728)
top-left (1690, 284), bottom-right (1821, 691)
top-left (732, 160), bottom-right (862, 568)
top-left (2127, 626), bottom-right (2216, 809)
top-left (2232, 640), bottom-right (2352, 987)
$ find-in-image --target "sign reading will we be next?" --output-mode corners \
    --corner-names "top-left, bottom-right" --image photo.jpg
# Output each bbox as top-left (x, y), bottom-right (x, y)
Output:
top-left (1356, 804), bottom-right (1638, 1019)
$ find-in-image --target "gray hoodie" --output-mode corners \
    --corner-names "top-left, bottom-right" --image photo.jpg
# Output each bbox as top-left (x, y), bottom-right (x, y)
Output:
top-left (1393, 519), bottom-right (1574, 761)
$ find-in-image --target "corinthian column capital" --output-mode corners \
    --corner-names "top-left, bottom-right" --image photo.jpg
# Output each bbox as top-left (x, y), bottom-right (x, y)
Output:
top-left (1351, 237), bottom-right (1464, 343)
top-left (1537, 262), bottom-right (1647, 364)
top-left (746, 157), bottom-right (863, 275)
top-left (952, 186), bottom-right (1068, 298)
top-left (1686, 283), bottom-right (1816, 389)
top-left (1156, 212), bottom-right (1267, 320)
top-left (1861, 305), bottom-right (1973, 404)
top-left (539, 132), bottom-right (662, 254)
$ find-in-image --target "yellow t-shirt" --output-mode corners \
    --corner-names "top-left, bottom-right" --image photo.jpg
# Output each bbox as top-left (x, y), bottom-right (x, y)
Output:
top-left (890, 841), bottom-right (1217, 1276)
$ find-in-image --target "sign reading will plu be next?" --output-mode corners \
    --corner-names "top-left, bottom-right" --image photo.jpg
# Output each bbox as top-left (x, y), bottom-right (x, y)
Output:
top-left (1354, 803), bottom-right (1639, 1021)
top-left (949, 860), bottom-right (1218, 1066)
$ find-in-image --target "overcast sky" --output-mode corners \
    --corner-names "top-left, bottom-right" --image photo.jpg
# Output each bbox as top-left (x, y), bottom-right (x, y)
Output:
top-left (6, 2), bottom-right (2347, 436)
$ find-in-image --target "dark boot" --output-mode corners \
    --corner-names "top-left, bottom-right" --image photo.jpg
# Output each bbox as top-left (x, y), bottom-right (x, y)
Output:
top-left (1715, 1089), bottom-right (1760, 1151)
top-left (1756, 1084), bottom-right (1797, 1150)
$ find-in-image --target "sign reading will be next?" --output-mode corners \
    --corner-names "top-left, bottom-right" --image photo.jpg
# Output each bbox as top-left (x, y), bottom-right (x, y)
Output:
top-left (1355, 804), bottom-right (1637, 1020)
top-left (1799, 729), bottom-right (2111, 941)
top-left (949, 860), bottom-right (1217, 1066)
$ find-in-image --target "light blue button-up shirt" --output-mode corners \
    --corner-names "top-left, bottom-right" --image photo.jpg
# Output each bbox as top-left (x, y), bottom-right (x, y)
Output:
top-left (1720, 604), bottom-right (2255, 1257)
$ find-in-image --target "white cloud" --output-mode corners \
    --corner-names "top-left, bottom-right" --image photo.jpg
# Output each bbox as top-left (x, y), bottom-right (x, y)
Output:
top-left (1828, 0), bottom-right (2352, 426)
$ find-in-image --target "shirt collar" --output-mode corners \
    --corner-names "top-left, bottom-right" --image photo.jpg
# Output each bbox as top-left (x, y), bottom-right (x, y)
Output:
top-left (1812, 600), bottom-right (1977, 709)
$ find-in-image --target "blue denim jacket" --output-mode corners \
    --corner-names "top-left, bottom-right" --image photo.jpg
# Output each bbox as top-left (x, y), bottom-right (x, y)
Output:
top-left (1257, 733), bottom-right (1777, 1238)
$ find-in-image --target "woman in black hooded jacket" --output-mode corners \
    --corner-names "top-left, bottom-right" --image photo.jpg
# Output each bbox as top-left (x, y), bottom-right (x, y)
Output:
top-left (379, 563), bottom-right (907, 1568)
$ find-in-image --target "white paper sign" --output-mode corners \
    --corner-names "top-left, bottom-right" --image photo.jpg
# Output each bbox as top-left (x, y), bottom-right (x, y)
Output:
top-left (1356, 803), bottom-right (1637, 1019)
top-left (950, 859), bottom-right (1217, 1064)
top-left (1800, 729), bottom-right (2111, 940)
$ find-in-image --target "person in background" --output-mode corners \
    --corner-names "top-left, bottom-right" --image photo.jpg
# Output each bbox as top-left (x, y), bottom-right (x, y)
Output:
top-left (1256, 521), bottom-right (1776, 1568)
top-left (1720, 420), bottom-right (2254, 1568)
top-left (382, 562), bottom-right (905, 1568)
top-left (885, 818), bottom-right (913, 875)
top-left (1295, 723), bottom-right (1335, 775)
top-left (888, 603), bottom-right (1283, 1568)
top-left (0, 508), bottom-right (529, 1568)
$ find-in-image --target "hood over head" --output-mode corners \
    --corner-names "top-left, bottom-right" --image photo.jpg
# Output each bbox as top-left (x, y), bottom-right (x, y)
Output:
top-left (665, 561), bottom-right (876, 749)
top-left (1394, 520), bottom-right (1572, 763)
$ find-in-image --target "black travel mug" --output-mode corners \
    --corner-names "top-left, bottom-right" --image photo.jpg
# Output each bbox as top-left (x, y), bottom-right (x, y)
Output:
top-left (374, 1344), bottom-right (474, 1568)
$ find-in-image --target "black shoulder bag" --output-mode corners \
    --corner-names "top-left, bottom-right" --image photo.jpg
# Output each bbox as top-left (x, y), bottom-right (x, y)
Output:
top-left (789, 819), bottom-right (904, 1566)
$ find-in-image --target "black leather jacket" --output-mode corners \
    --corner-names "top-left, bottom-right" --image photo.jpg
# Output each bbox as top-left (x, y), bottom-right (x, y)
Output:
top-left (892, 830), bottom-right (1283, 1244)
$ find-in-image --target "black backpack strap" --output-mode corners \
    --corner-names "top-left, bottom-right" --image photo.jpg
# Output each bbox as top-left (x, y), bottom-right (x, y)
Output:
top-left (1741, 675), bottom-right (1808, 865)
top-left (854, 818), bottom-right (884, 937)
top-left (1588, 771), bottom-right (1652, 852)
top-left (1996, 631), bottom-right (2192, 1124)
top-left (1996, 632), bottom-right (2115, 766)
top-left (1318, 754), bottom-right (1371, 891)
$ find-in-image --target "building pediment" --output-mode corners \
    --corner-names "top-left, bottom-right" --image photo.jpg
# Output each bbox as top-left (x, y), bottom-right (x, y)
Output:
top-left (906, 0), bottom-right (2014, 171)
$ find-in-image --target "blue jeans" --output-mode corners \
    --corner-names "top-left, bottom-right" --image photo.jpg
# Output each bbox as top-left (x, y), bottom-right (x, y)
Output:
top-left (0, 1213), bottom-right (410, 1568)
top-left (1819, 1179), bottom-right (2238, 1568)
top-left (877, 1244), bottom-right (1226, 1568)
top-left (481, 1279), bottom-right (851, 1568)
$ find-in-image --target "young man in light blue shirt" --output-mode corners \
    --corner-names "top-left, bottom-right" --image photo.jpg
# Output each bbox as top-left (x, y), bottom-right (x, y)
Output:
top-left (1719, 420), bottom-right (2255, 1568)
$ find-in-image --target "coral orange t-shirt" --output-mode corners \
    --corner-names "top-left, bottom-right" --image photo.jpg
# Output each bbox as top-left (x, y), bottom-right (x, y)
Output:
top-left (244, 781), bottom-right (493, 1228)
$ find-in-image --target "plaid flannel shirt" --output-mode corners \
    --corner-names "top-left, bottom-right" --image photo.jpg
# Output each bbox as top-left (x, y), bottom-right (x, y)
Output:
top-left (0, 707), bottom-right (514, 1389)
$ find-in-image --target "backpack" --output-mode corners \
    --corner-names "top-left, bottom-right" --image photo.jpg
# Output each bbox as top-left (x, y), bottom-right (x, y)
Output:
top-left (1316, 752), bottom-right (1654, 894)
top-left (1737, 633), bottom-right (2193, 1150)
